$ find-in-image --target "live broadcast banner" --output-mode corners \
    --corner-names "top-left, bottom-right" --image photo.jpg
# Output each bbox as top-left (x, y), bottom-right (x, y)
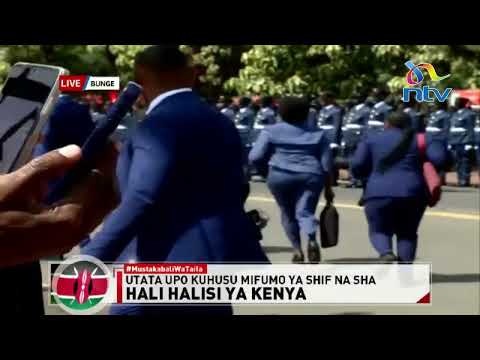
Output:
top-left (49, 257), bottom-right (431, 314)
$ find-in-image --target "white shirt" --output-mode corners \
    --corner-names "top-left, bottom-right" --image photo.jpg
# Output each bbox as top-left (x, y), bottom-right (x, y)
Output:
top-left (324, 104), bottom-right (334, 110)
top-left (145, 88), bottom-right (192, 115)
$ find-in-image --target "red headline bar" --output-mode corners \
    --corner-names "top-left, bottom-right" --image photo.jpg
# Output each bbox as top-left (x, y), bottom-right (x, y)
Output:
top-left (123, 263), bottom-right (208, 274)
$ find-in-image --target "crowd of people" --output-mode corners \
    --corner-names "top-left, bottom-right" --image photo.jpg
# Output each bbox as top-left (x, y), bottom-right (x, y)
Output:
top-left (214, 90), bottom-right (480, 188)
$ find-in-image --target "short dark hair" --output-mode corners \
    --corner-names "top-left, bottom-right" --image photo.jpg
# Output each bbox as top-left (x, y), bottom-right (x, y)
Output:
top-left (386, 110), bottom-right (412, 129)
top-left (278, 97), bottom-right (309, 124)
top-left (134, 45), bottom-right (188, 72)
top-left (262, 96), bottom-right (273, 107)
top-left (320, 91), bottom-right (334, 101)
top-left (239, 97), bottom-right (251, 108)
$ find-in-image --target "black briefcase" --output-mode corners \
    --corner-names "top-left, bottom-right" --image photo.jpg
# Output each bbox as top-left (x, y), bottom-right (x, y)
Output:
top-left (319, 203), bottom-right (339, 248)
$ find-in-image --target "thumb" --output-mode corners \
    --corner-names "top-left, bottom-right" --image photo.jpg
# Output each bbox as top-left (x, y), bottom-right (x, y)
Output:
top-left (10, 145), bottom-right (82, 189)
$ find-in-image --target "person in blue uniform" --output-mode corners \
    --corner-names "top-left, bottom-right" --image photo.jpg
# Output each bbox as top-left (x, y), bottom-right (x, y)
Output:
top-left (81, 45), bottom-right (268, 315)
top-left (425, 101), bottom-right (451, 182)
top-left (249, 96), bottom-right (277, 178)
top-left (306, 97), bottom-right (320, 129)
top-left (342, 93), bottom-right (371, 187)
top-left (351, 111), bottom-right (447, 262)
top-left (235, 96), bottom-right (256, 178)
top-left (474, 112), bottom-right (480, 179)
top-left (317, 91), bottom-right (342, 185)
top-left (249, 97), bottom-right (334, 264)
top-left (401, 98), bottom-right (424, 133)
top-left (220, 97), bottom-right (237, 122)
top-left (368, 88), bottom-right (393, 135)
top-left (448, 97), bottom-right (476, 187)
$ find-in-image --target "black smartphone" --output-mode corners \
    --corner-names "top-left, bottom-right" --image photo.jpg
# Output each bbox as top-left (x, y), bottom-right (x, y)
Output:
top-left (0, 62), bottom-right (67, 174)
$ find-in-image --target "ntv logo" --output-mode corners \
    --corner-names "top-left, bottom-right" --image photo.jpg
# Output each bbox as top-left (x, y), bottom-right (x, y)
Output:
top-left (402, 60), bottom-right (452, 103)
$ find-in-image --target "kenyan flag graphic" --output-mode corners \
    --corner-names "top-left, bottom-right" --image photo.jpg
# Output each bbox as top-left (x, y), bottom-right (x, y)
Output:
top-left (51, 256), bottom-right (110, 314)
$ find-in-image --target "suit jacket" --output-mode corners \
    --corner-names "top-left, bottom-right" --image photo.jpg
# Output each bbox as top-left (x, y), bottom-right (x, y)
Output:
top-left (82, 91), bottom-right (268, 264)
top-left (249, 120), bottom-right (333, 176)
top-left (351, 128), bottom-right (447, 200)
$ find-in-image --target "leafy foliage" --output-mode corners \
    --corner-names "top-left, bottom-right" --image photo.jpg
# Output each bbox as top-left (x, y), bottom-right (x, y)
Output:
top-left (1, 45), bottom-right (478, 100)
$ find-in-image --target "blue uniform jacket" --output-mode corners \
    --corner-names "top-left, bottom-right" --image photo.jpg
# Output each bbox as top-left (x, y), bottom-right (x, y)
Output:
top-left (317, 104), bottom-right (343, 144)
top-left (248, 120), bottom-right (333, 176)
top-left (351, 128), bottom-right (447, 200)
top-left (342, 103), bottom-right (371, 148)
top-left (448, 108), bottom-right (476, 145)
top-left (220, 106), bottom-right (236, 122)
top-left (426, 109), bottom-right (451, 142)
top-left (255, 107), bottom-right (276, 125)
top-left (82, 91), bottom-right (268, 264)
top-left (235, 107), bottom-right (255, 128)
top-left (403, 107), bottom-right (424, 133)
top-left (368, 101), bottom-right (393, 128)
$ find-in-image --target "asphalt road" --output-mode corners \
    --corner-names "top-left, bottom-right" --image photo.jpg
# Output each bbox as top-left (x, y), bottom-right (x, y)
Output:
top-left (43, 179), bottom-right (480, 315)
top-left (239, 179), bottom-right (480, 315)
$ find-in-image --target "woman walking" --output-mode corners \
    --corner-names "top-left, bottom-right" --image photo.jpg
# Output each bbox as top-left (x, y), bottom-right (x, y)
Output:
top-left (249, 97), bottom-right (334, 263)
top-left (351, 111), bottom-right (447, 262)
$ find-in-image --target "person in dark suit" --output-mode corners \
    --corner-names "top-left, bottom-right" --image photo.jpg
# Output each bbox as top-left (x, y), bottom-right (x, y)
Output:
top-left (81, 45), bottom-right (268, 315)
top-left (351, 111), bottom-right (447, 262)
top-left (249, 97), bottom-right (334, 264)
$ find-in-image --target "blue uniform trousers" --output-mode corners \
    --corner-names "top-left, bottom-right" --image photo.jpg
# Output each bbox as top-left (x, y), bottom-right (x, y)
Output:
top-left (452, 144), bottom-right (472, 185)
top-left (364, 197), bottom-right (427, 262)
top-left (267, 167), bottom-right (323, 249)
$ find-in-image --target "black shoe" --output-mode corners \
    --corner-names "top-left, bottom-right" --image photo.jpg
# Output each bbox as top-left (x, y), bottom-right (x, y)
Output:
top-left (458, 181), bottom-right (470, 187)
top-left (379, 253), bottom-right (397, 262)
top-left (292, 252), bottom-right (304, 264)
top-left (307, 242), bottom-right (321, 263)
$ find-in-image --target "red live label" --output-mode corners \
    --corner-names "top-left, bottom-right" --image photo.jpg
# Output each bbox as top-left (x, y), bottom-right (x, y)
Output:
top-left (59, 75), bottom-right (87, 92)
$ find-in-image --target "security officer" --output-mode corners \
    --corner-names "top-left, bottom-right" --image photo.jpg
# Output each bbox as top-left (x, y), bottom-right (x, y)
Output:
top-left (307, 97), bottom-right (320, 129)
top-left (368, 88), bottom-right (393, 135)
top-left (342, 93), bottom-right (371, 187)
top-left (426, 101), bottom-right (451, 142)
top-left (401, 98), bottom-right (424, 133)
top-left (317, 91), bottom-right (343, 185)
top-left (473, 109), bottom-right (480, 180)
top-left (235, 97), bottom-right (256, 178)
top-left (448, 97), bottom-right (476, 187)
top-left (425, 101), bottom-right (451, 182)
top-left (220, 97), bottom-right (237, 122)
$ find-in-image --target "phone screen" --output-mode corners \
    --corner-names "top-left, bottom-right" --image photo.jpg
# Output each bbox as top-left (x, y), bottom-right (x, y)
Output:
top-left (0, 64), bottom-right (61, 173)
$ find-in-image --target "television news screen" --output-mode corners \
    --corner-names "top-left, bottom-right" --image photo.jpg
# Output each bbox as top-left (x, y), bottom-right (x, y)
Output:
top-left (0, 45), bottom-right (478, 317)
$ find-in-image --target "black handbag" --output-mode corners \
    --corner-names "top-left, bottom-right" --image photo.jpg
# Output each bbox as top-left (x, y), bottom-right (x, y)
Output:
top-left (319, 203), bottom-right (339, 248)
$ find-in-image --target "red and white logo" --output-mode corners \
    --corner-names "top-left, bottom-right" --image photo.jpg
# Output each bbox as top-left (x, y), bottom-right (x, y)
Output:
top-left (59, 75), bottom-right (120, 92)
